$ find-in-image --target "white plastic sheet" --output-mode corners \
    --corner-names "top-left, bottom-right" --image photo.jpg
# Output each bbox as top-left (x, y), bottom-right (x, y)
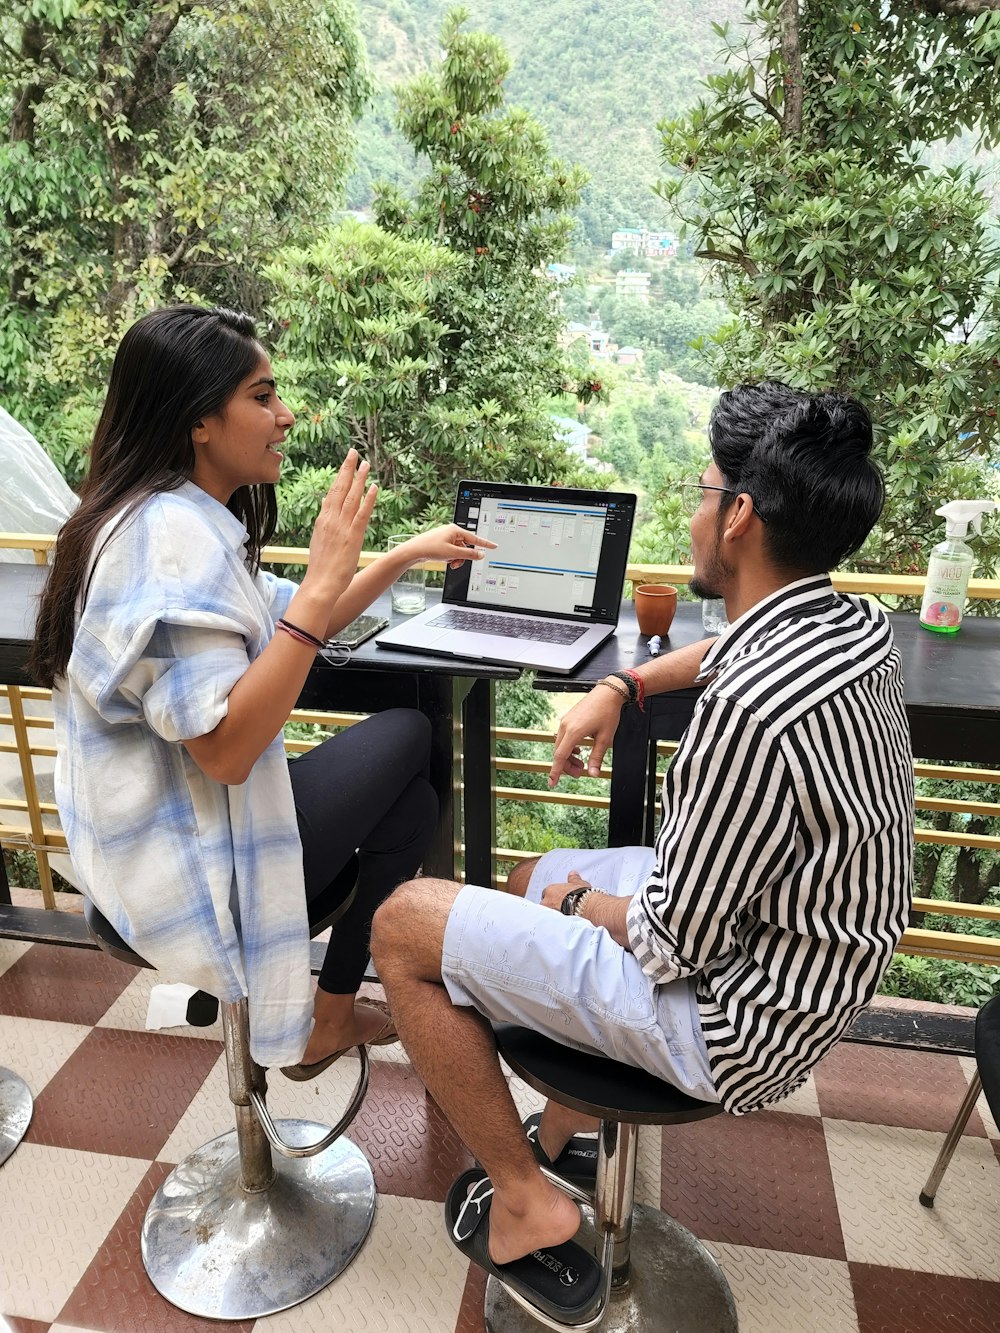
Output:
top-left (0, 404), bottom-right (81, 887)
top-left (0, 405), bottom-right (78, 561)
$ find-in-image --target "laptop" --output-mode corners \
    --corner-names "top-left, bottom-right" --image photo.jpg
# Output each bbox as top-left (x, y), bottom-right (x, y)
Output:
top-left (376, 480), bottom-right (637, 673)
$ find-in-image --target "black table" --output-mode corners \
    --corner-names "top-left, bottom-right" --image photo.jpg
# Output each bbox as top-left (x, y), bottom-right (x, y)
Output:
top-left (0, 563), bottom-right (517, 887)
top-left (537, 600), bottom-right (1000, 848)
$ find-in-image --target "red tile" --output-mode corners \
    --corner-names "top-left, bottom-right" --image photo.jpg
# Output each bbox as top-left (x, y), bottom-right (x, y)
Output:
top-left (659, 1110), bottom-right (846, 1259)
top-left (455, 1261), bottom-right (488, 1333)
top-left (347, 1061), bottom-right (475, 1202)
top-left (0, 1318), bottom-right (51, 1332)
top-left (0, 942), bottom-right (135, 1025)
top-left (813, 1044), bottom-right (986, 1135)
top-left (851, 1263), bottom-right (1000, 1333)
top-left (58, 1160), bottom-right (254, 1333)
top-left (26, 1025), bottom-right (221, 1158)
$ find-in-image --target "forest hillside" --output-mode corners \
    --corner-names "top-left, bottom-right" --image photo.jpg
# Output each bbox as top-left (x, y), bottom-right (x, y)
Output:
top-left (348, 0), bottom-right (746, 241)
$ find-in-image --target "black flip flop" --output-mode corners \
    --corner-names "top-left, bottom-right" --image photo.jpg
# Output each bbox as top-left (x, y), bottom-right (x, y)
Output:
top-left (445, 1168), bottom-right (602, 1326)
top-left (524, 1113), bottom-right (598, 1190)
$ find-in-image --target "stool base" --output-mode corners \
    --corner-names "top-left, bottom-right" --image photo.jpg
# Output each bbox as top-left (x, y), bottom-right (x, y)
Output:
top-left (0, 1068), bottom-right (33, 1168)
top-left (485, 1202), bottom-right (738, 1332)
top-left (142, 1119), bottom-right (376, 1319)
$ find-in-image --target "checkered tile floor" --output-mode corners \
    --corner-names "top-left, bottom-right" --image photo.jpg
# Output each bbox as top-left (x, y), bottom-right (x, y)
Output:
top-left (2, 939), bottom-right (999, 1333)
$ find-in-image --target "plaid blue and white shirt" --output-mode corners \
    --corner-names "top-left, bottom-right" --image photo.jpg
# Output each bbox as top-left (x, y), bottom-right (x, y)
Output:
top-left (53, 481), bottom-right (313, 1067)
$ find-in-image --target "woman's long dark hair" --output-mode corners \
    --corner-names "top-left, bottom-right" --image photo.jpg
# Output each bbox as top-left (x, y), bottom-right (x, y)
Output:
top-left (31, 305), bottom-right (277, 687)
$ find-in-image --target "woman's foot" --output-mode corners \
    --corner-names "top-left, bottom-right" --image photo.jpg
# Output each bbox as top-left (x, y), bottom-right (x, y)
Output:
top-left (300, 995), bottom-right (396, 1066)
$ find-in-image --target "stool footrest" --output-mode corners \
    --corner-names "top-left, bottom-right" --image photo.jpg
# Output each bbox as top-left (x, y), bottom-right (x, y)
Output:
top-left (249, 1046), bottom-right (369, 1158)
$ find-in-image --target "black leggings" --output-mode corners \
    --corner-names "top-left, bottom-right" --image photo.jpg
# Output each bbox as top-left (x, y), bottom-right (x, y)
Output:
top-left (288, 707), bottom-right (437, 995)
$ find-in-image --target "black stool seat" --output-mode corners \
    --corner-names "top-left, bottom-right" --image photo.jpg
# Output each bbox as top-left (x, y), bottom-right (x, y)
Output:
top-left (495, 1024), bottom-right (723, 1125)
top-left (84, 898), bottom-right (150, 967)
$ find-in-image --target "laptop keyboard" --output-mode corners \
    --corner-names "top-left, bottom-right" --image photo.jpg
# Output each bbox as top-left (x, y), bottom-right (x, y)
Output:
top-left (432, 609), bottom-right (588, 645)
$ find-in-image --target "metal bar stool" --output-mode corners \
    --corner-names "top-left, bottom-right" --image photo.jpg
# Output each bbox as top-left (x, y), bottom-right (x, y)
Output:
top-left (920, 993), bottom-right (1000, 1207)
top-left (0, 1066), bottom-right (32, 1168)
top-left (489, 1023), bottom-right (738, 1332)
top-left (84, 856), bottom-right (376, 1319)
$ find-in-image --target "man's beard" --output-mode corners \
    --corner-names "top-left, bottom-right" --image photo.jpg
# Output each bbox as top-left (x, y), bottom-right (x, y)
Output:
top-left (689, 516), bottom-right (734, 602)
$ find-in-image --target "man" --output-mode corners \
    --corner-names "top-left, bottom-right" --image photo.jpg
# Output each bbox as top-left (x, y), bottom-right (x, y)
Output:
top-left (371, 382), bottom-right (914, 1322)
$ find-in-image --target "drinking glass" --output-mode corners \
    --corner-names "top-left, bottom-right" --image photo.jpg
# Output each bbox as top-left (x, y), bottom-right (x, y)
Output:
top-left (388, 535), bottom-right (427, 614)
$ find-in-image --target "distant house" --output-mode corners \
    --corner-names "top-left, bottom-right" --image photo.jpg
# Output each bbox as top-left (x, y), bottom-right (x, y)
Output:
top-left (551, 414), bottom-right (606, 470)
top-left (615, 269), bottom-right (651, 303)
top-left (564, 317), bottom-right (611, 358)
top-left (547, 262), bottom-right (577, 282)
top-left (611, 228), bottom-right (643, 253)
top-left (615, 345), bottom-right (643, 366)
top-left (610, 227), bottom-right (677, 259)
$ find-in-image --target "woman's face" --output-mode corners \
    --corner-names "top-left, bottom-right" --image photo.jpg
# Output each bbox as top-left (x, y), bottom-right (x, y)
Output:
top-left (190, 352), bottom-right (295, 503)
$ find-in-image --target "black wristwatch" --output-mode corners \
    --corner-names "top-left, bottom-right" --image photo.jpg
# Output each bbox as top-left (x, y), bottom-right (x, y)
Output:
top-left (560, 885), bottom-right (595, 917)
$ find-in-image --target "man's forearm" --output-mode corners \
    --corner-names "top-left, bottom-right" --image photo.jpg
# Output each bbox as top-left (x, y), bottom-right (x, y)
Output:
top-left (626, 637), bottom-right (713, 697)
top-left (577, 891), bottom-right (633, 949)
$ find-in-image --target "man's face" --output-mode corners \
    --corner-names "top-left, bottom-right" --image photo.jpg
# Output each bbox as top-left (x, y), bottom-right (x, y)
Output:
top-left (688, 461), bottom-right (736, 601)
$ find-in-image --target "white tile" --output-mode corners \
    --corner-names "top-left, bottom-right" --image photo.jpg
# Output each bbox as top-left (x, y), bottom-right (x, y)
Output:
top-left (264, 1194), bottom-right (467, 1333)
top-left (773, 1072), bottom-right (822, 1117)
top-left (158, 1048), bottom-right (374, 1164)
top-left (0, 1014), bottom-right (89, 1095)
top-left (0, 1143), bottom-right (148, 1320)
top-left (0, 938), bottom-right (30, 979)
top-left (959, 1055), bottom-right (999, 1139)
top-left (825, 1118), bottom-right (1000, 1279)
top-left (706, 1243), bottom-right (859, 1333)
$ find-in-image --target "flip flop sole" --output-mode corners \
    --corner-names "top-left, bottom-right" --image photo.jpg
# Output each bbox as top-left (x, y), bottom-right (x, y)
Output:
top-left (445, 1168), bottom-right (601, 1325)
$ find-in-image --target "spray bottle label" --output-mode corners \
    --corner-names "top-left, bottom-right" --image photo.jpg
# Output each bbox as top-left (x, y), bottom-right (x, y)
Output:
top-left (919, 556), bottom-right (968, 628)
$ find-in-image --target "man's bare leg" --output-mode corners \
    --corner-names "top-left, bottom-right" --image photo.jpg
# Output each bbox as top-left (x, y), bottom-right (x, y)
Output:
top-left (371, 877), bottom-right (580, 1265)
top-left (504, 857), bottom-right (601, 1160)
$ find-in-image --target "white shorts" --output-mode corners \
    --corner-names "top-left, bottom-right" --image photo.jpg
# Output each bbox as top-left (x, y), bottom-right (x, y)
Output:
top-left (440, 847), bottom-right (718, 1103)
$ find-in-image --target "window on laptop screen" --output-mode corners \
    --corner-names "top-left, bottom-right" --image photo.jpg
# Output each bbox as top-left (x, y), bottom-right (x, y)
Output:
top-left (445, 483), bottom-right (635, 624)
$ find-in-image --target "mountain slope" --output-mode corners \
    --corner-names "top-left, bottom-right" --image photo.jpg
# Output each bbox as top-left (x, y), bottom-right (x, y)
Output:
top-left (347, 0), bottom-right (746, 241)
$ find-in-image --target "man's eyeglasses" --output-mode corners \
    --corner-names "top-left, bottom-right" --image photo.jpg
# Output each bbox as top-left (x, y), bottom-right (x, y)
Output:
top-left (675, 481), bottom-right (737, 514)
top-left (675, 481), bottom-right (767, 522)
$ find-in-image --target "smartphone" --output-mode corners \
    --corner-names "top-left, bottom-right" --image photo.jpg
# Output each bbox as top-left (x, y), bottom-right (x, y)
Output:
top-left (326, 613), bottom-right (389, 649)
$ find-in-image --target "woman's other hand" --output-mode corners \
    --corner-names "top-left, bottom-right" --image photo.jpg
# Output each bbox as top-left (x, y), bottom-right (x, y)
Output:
top-left (302, 450), bottom-right (378, 604)
top-left (395, 524), bottom-right (498, 570)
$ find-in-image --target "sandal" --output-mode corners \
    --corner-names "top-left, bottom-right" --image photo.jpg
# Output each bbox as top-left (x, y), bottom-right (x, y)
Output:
top-left (524, 1112), bottom-right (598, 1190)
top-left (279, 998), bottom-right (398, 1082)
top-left (445, 1168), bottom-right (601, 1326)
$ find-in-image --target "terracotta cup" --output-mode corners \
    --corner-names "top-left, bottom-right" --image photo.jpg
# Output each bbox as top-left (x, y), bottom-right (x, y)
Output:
top-left (633, 583), bottom-right (678, 636)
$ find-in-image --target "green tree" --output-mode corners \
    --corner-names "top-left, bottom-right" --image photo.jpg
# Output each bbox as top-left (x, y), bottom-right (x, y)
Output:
top-left (370, 9), bottom-right (598, 490)
top-left (266, 219), bottom-right (464, 544)
top-left (0, 0), bottom-right (370, 476)
top-left (656, 0), bottom-right (1000, 580)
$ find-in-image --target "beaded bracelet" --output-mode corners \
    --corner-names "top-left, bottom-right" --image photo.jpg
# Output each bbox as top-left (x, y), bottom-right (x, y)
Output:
top-left (618, 668), bottom-right (646, 712)
top-left (277, 617), bottom-right (325, 651)
top-left (605, 669), bottom-right (644, 711)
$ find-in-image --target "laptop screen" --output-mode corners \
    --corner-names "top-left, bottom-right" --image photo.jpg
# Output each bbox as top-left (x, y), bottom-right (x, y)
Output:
top-left (444, 481), bottom-right (637, 625)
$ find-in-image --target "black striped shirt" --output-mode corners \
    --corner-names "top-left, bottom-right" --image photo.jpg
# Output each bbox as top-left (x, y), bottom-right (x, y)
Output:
top-left (626, 576), bottom-right (914, 1114)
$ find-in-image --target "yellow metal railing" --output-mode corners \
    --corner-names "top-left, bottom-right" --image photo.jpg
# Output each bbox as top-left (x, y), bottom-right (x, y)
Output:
top-left (3, 533), bottom-right (999, 968)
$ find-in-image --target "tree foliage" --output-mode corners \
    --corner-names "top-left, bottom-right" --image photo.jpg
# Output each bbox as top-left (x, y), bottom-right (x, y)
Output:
top-left (0, 0), bottom-right (370, 474)
top-left (656, 0), bottom-right (1000, 579)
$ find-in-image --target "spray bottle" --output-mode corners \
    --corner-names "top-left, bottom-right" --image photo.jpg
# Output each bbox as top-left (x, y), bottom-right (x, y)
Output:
top-left (918, 500), bottom-right (998, 634)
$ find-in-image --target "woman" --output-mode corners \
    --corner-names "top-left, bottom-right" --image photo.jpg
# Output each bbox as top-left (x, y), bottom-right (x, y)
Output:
top-left (31, 304), bottom-right (493, 1075)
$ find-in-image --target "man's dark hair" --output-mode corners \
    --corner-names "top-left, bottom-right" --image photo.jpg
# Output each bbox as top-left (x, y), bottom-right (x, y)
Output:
top-left (709, 381), bottom-right (885, 574)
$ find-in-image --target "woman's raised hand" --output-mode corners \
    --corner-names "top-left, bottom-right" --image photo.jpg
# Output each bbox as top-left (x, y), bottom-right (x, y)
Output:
top-left (394, 523), bottom-right (498, 570)
top-left (304, 450), bottom-right (378, 602)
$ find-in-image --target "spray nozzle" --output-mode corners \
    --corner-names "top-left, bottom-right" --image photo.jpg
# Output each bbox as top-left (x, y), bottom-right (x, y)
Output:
top-left (935, 499), bottom-right (998, 538)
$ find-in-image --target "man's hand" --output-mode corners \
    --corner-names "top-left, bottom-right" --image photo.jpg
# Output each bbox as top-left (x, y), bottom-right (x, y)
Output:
top-left (540, 869), bottom-right (591, 912)
top-left (547, 688), bottom-right (625, 788)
